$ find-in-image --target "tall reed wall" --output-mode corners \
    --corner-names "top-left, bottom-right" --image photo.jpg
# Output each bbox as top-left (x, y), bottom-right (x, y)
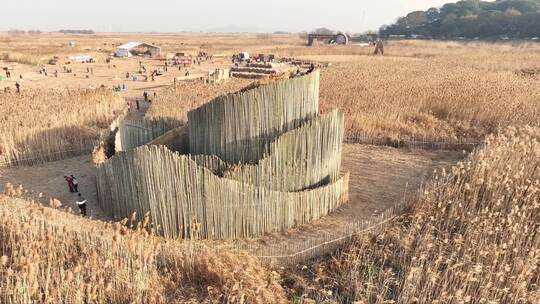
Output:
top-left (115, 117), bottom-right (181, 152)
top-left (187, 70), bottom-right (320, 164)
top-left (223, 110), bottom-right (344, 191)
top-left (96, 71), bottom-right (348, 239)
top-left (96, 145), bottom-right (349, 239)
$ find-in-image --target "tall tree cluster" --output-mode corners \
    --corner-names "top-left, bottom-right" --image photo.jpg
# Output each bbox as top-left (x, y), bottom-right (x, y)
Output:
top-left (380, 0), bottom-right (540, 39)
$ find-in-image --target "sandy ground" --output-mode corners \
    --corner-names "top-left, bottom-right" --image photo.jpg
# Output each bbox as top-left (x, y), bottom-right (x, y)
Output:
top-left (0, 155), bottom-right (108, 220)
top-left (0, 55), bottom-right (232, 98)
top-left (0, 144), bottom-right (463, 249)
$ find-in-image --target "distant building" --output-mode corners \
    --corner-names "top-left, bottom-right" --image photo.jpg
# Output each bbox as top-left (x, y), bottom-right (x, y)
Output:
top-left (115, 42), bottom-right (161, 58)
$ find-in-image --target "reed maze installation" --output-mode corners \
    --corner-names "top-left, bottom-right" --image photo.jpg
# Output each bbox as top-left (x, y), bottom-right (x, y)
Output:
top-left (94, 70), bottom-right (349, 239)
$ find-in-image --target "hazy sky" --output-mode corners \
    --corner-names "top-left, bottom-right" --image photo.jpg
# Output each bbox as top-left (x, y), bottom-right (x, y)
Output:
top-left (1, 0), bottom-right (453, 33)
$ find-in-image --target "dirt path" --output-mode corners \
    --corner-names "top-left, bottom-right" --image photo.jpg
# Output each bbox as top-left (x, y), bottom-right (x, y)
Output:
top-left (0, 155), bottom-right (109, 221)
top-left (0, 144), bottom-right (463, 259)
top-left (233, 144), bottom-right (463, 256)
top-left (125, 97), bottom-right (150, 119)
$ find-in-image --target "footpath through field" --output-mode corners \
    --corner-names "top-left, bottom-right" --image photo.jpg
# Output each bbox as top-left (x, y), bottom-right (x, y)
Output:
top-left (231, 144), bottom-right (463, 262)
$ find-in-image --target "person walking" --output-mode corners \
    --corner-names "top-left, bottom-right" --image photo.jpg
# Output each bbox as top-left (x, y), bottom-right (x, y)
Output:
top-left (75, 193), bottom-right (87, 216)
top-left (15, 82), bottom-right (20, 93)
top-left (64, 175), bottom-right (74, 192)
top-left (374, 39), bottom-right (384, 55)
top-left (70, 175), bottom-right (79, 192)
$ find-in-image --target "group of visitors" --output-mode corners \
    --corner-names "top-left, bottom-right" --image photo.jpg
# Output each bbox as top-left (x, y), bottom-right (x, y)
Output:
top-left (113, 84), bottom-right (126, 92)
top-left (63, 175), bottom-right (87, 217)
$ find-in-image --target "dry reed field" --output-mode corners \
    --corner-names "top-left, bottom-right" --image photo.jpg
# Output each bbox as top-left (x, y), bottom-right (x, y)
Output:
top-left (145, 78), bottom-right (253, 122)
top-left (285, 126), bottom-right (540, 303)
top-left (1, 33), bottom-right (540, 303)
top-left (0, 89), bottom-right (125, 165)
top-left (303, 41), bottom-right (540, 142)
top-left (146, 40), bottom-right (540, 145)
top-left (0, 193), bottom-right (286, 303)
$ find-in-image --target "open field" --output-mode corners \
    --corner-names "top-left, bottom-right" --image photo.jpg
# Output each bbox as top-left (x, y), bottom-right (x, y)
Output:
top-left (1, 33), bottom-right (539, 303)
top-left (2, 35), bottom-right (539, 142)
top-left (311, 42), bottom-right (540, 141)
top-left (0, 89), bottom-right (125, 166)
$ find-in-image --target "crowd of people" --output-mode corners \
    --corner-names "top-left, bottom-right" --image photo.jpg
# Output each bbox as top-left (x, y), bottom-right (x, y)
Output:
top-left (1, 55), bottom-right (196, 94)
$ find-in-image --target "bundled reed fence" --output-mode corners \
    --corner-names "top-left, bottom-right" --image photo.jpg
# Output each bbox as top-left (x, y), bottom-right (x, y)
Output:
top-left (223, 110), bottom-right (344, 191)
top-left (97, 145), bottom-right (349, 239)
top-left (96, 70), bottom-right (349, 239)
top-left (345, 132), bottom-right (479, 151)
top-left (115, 117), bottom-right (182, 152)
top-left (188, 70), bottom-right (320, 164)
top-left (0, 144), bottom-right (96, 167)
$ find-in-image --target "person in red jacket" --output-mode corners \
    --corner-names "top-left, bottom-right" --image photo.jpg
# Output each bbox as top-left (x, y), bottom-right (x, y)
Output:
top-left (64, 175), bottom-right (74, 192)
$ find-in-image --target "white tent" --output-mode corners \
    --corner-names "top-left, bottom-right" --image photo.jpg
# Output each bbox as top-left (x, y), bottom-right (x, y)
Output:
top-left (115, 42), bottom-right (161, 58)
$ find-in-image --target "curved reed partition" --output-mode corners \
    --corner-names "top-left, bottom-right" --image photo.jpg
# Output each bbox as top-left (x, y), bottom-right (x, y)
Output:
top-left (188, 70), bottom-right (320, 164)
top-left (114, 117), bottom-right (181, 152)
top-left (96, 70), bottom-right (349, 239)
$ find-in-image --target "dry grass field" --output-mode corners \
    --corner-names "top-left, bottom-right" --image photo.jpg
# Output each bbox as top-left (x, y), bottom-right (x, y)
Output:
top-left (284, 126), bottom-right (540, 303)
top-left (0, 194), bottom-right (286, 303)
top-left (0, 89), bottom-right (125, 165)
top-left (307, 41), bottom-right (540, 142)
top-left (2, 34), bottom-right (539, 142)
top-left (1, 33), bottom-right (539, 303)
top-left (145, 78), bottom-right (253, 122)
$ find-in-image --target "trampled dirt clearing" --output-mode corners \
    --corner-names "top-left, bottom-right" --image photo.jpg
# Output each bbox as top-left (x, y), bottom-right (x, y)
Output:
top-left (235, 144), bottom-right (463, 256)
top-left (0, 155), bottom-right (109, 220)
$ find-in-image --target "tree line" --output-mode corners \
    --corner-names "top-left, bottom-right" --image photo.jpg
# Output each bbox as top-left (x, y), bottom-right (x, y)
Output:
top-left (59, 29), bottom-right (95, 34)
top-left (380, 0), bottom-right (540, 39)
top-left (7, 29), bottom-right (95, 35)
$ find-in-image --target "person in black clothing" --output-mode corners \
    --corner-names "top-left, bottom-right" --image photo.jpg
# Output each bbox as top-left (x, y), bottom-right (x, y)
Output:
top-left (76, 193), bottom-right (87, 216)
top-left (15, 82), bottom-right (20, 93)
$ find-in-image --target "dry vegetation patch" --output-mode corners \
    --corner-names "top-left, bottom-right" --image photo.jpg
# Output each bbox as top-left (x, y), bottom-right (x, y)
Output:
top-left (0, 195), bottom-right (286, 303)
top-left (284, 126), bottom-right (540, 303)
top-left (0, 89), bottom-right (125, 165)
top-left (314, 50), bottom-right (540, 142)
top-left (145, 79), bottom-right (253, 122)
